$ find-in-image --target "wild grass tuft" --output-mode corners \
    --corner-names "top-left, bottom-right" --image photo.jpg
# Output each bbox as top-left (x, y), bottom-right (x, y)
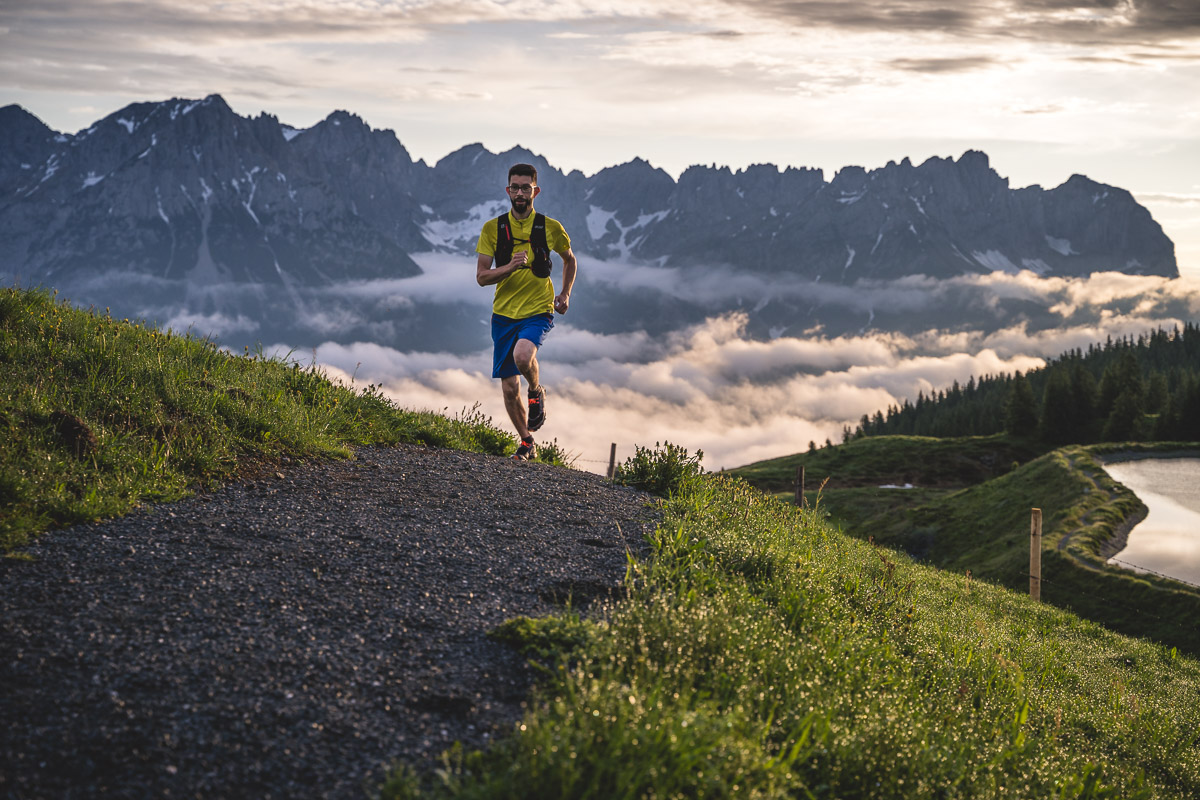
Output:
top-left (489, 611), bottom-right (598, 663)
top-left (612, 441), bottom-right (704, 497)
top-left (532, 437), bottom-right (577, 469)
top-left (0, 287), bottom-right (514, 552)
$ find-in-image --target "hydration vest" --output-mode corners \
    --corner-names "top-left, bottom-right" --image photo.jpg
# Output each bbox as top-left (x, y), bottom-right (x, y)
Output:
top-left (495, 212), bottom-right (553, 279)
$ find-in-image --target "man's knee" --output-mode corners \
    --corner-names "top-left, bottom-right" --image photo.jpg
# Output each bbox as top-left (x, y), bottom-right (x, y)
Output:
top-left (513, 339), bottom-right (537, 370)
top-left (501, 376), bottom-right (521, 398)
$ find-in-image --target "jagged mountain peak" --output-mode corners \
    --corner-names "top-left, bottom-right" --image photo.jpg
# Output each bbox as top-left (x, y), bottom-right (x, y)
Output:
top-left (592, 157), bottom-right (671, 181)
top-left (955, 149), bottom-right (991, 170)
top-left (0, 105), bottom-right (61, 194)
top-left (0, 104), bottom-right (53, 133)
top-left (0, 98), bottom-right (1179, 326)
top-left (831, 164), bottom-right (869, 183)
top-left (324, 108), bottom-right (364, 124)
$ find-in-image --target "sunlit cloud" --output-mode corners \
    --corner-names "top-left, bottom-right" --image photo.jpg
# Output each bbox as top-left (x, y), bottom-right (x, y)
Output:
top-left (1136, 192), bottom-right (1200, 206)
top-left (242, 259), bottom-right (1200, 473)
top-left (888, 56), bottom-right (1000, 73)
top-left (298, 303), bottom-right (1200, 473)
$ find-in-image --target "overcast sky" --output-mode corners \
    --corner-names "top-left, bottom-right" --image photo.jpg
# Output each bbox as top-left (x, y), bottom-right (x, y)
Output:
top-left (2, 0), bottom-right (1199, 276)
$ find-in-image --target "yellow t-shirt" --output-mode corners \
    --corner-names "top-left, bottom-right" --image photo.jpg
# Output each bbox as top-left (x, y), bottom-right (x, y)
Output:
top-left (476, 211), bottom-right (571, 319)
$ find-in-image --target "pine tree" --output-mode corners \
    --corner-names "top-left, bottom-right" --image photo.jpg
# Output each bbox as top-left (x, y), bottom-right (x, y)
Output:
top-left (1070, 363), bottom-right (1099, 443)
top-left (1039, 369), bottom-right (1075, 444)
top-left (1005, 372), bottom-right (1039, 438)
top-left (1146, 372), bottom-right (1169, 414)
top-left (1098, 350), bottom-right (1143, 419)
top-left (1103, 388), bottom-right (1143, 442)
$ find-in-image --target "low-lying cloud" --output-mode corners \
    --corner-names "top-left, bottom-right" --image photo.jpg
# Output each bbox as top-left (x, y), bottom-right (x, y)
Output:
top-left (292, 307), bottom-right (1193, 474)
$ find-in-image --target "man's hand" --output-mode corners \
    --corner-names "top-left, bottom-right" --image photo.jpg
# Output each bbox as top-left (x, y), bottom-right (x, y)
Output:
top-left (477, 251), bottom-right (528, 286)
top-left (554, 292), bottom-right (570, 314)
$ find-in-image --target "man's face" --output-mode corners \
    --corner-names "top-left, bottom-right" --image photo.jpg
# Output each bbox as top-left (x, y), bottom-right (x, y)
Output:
top-left (506, 176), bottom-right (538, 212)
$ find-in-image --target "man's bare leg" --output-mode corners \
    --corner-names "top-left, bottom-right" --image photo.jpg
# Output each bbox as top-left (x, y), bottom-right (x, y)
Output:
top-left (501, 375), bottom-right (530, 440)
top-left (512, 338), bottom-right (547, 431)
top-left (512, 339), bottom-right (540, 392)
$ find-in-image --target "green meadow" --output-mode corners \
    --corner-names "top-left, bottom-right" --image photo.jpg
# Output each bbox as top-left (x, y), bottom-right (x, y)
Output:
top-left (4, 287), bottom-right (1199, 798)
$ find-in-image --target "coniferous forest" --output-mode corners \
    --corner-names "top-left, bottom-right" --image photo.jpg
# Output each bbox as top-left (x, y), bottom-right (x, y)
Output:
top-left (850, 322), bottom-right (1200, 444)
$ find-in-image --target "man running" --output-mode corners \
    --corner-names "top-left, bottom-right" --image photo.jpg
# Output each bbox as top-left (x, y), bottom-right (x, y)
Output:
top-left (475, 163), bottom-right (577, 461)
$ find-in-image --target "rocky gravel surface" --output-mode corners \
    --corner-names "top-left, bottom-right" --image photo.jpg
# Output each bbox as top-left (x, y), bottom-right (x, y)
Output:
top-left (0, 444), bottom-right (658, 799)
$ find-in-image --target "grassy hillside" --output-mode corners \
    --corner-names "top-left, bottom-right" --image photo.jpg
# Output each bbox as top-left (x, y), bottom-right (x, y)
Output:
top-left (0, 287), bottom-right (549, 552)
top-left (732, 433), bottom-right (1046, 495)
top-left (8, 286), bottom-right (1200, 796)
top-left (733, 437), bottom-right (1200, 656)
top-left (388, 470), bottom-right (1200, 798)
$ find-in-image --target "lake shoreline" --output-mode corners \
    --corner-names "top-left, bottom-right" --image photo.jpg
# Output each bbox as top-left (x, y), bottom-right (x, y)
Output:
top-left (1098, 451), bottom-right (1200, 588)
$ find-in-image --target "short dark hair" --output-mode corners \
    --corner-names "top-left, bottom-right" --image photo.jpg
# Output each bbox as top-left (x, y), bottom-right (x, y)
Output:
top-left (508, 163), bottom-right (537, 183)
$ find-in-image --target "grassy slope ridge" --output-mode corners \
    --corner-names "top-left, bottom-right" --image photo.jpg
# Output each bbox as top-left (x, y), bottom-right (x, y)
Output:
top-left (733, 434), bottom-right (1045, 494)
top-left (0, 287), bottom-right (531, 551)
top-left (390, 475), bottom-right (1200, 799)
top-left (731, 436), bottom-right (1200, 656)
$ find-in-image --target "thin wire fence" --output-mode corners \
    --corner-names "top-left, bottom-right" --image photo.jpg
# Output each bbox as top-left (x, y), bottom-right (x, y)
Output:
top-left (1105, 557), bottom-right (1200, 591)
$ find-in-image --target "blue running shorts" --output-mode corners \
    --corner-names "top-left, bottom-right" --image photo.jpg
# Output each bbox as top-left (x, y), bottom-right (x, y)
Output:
top-left (491, 313), bottom-right (554, 379)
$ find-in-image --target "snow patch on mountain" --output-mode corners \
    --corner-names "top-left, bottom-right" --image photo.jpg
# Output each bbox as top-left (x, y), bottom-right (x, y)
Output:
top-left (420, 200), bottom-right (507, 250)
top-left (40, 155), bottom-right (60, 184)
top-left (1045, 235), bottom-right (1077, 256)
top-left (871, 229), bottom-right (884, 255)
top-left (607, 210), bottom-right (669, 260)
top-left (156, 188), bottom-right (169, 224)
top-left (586, 206), bottom-right (617, 239)
top-left (972, 250), bottom-right (1019, 273)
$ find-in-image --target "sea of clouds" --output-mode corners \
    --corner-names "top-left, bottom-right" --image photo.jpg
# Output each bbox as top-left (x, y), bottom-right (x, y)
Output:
top-left (238, 253), bottom-right (1200, 473)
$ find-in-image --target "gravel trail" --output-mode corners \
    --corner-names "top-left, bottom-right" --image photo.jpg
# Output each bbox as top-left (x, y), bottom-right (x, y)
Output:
top-left (0, 444), bottom-right (657, 799)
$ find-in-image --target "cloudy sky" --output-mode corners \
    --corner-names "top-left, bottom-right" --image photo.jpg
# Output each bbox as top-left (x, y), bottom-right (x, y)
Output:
top-left (2, 0), bottom-right (1199, 277)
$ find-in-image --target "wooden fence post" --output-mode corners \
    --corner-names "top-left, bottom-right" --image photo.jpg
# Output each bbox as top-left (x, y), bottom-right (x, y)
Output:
top-left (607, 443), bottom-right (617, 480)
top-left (795, 465), bottom-right (806, 507)
top-left (1030, 508), bottom-right (1042, 602)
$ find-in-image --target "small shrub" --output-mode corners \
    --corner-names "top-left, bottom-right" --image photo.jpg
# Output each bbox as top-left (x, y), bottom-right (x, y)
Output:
top-left (534, 438), bottom-right (576, 468)
top-left (613, 441), bottom-right (704, 497)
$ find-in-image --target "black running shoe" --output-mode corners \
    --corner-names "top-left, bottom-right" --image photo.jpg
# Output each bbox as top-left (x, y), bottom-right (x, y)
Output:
top-left (527, 385), bottom-right (547, 432)
top-left (512, 436), bottom-right (536, 461)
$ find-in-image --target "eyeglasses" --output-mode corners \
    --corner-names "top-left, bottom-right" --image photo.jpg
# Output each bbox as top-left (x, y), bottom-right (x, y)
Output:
top-left (506, 184), bottom-right (535, 195)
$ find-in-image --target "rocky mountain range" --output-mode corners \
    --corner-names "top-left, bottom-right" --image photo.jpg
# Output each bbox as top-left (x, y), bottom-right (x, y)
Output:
top-left (0, 94), bottom-right (1180, 351)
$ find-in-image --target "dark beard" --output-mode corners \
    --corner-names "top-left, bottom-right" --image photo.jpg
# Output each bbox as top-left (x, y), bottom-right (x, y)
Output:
top-left (510, 196), bottom-right (530, 214)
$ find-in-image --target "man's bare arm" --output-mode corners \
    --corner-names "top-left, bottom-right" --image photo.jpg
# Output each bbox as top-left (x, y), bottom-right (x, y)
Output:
top-left (554, 248), bottom-right (577, 314)
top-left (476, 251), bottom-right (527, 287)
